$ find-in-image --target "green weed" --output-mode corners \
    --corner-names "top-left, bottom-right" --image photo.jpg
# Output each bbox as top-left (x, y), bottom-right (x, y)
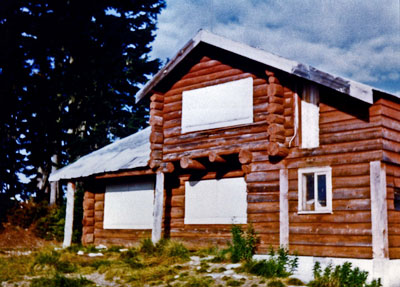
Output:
top-left (229, 224), bottom-right (258, 263)
top-left (309, 261), bottom-right (382, 287)
top-left (243, 248), bottom-right (298, 278)
top-left (268, 279), bottom-right (285, 287)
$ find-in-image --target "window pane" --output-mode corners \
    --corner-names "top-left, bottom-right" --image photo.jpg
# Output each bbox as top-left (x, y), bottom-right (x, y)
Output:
top-left (317, 174), bottom-right (327, 207)
top-left (304, 173), bottom-right (315, 211)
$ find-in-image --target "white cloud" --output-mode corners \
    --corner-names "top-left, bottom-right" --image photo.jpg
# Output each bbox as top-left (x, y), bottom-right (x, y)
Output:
top-left (151, 0), bottom-right (400, 94)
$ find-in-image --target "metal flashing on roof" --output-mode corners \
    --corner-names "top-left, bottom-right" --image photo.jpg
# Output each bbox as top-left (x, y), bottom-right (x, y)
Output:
top-left (49, 127), bottom-right (151, 181)
top-left (136, 30), bottom-right (396, 104)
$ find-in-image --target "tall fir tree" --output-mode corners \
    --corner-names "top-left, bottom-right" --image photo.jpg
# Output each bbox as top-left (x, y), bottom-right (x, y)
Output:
top-left (0, 0), bottom-right (165, 202)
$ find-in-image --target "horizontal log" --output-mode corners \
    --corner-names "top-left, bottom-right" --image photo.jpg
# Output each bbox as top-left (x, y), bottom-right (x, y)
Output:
top-left (269, 95), bottom-right (284, 105)
top-left (267, 124), bottom-right (285, 136)
top-left (159, 162), bottom-right (175, 173)
top-left (267, 103), bottom-right (284, 114)
top-left (188, 59), bottom-right (222, 73)
top-left (239, 149), bottom-right (252, 164)
top-left (284, 108), bottom-right (293, 116)
top-left (83, 209), bottom-right (94, 218)
top-left (208, 151), bottom-right (226, 163)
top-left (180, 157), bottom-right (206, 170)
top-left (163, 101), bottom-right (181, 113)
top-left (320, 127), bottom-right (382, 145)
top-left (150, 150), bottom-right (162, 159)
top-left (246, 171), bottom-right (280, 183)
top-left (149, 115), bottom-right (163, 126)
top-left (248, 212), bottom-right (280, 223)
top-left (290, 234), bottom-right (371, 247)
top-left (165, 73), bottom-right (256, 98)
top-left (254, 84), bottom-right (268, 97)
top-left (83, 199), bottom-right (94, 210)
top-left (267, 142), bottom-right (289, 157)
top-left (268, 76), bottom-right (280, 84)
top-left (150, 101), bottom-right (163, 110)
top-left (150, 132), bottom-right (163, 144)
top-left (83, 226), bottom-right (94, 234)
top-left (268, 83), bottom-right (284, 97)
top-left (254, 102), bottom-right (268, 113)
top-left (289, 211), bottom-right (371, 223)
top-left (182, 64), bottom-right (232, 80)
top-left (150, 93), bottom-right (164, 103)
top-left (150, 109), bottom-right (162, 117)
top-left (84, 192), bottom-right (94, 199)
top-left (94, 193), bottom-right (105, 201)
top-left (266, 114), bottom-right (285, 125)
top-left (247, 192), bottom-right (279, 203)
top-left (163, 110), bottom-right (182, 121)
top-left (290, 222), bottom-right (372, 235)
top-left (289, 244), bottom-right (372, 259)
top-left (149, 159), bottom-right (162, 169)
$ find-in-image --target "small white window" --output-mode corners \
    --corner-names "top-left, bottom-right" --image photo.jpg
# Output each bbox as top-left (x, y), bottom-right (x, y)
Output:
top-left (104, 181), bottom-right (154, 229)
top-left (298, 166), bottom-right (332, 214)
top-left (181, 77), bottom-right (253, 133)
top-left (301, 84), bottom-right (319, 148)
top-left (184, 177), bottom-right (247, 224)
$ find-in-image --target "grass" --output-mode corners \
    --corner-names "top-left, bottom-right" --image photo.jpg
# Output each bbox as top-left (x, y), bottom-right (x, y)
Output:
top-left (30, 274), bottom-right (95, 287)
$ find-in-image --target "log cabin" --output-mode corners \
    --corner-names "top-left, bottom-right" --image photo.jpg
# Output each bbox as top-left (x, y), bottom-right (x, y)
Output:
top-left (49, 30), bottom-right (400, 285)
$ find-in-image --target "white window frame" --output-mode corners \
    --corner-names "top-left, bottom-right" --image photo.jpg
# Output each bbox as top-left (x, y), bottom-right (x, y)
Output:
top-left (103, 181), bottom-right (154, 229)
top-left (184, 177), bottom-right (247, 224)
top-left (181, 77), bottom-right (253, 133)
top-left (301, 84), bottom-right (320, 149)
top-left (298, 166), bottom-right (332, 214)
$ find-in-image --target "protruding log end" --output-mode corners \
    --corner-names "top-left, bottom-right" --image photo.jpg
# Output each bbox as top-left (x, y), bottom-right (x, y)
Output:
top-left (180, 157), bottom-right (206, 170)
top-left (267, 142), bottom-right (289, 157)
top-left (209, 152), bottom-right (226, 163)
top-left (160, 162), bottom-right (175, 173)
top-left (239, 149), bottom-right (253, 164)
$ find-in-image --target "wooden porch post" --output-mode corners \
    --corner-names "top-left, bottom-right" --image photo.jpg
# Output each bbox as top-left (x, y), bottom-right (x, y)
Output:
top-left (280, 168), bottom-right (289, 248)
top-left (370, 161), bottom-right (389, 259)
top-left (152, 172), bottom-right (164, 243)
top-left (63, 181), bottom-right (75, 248)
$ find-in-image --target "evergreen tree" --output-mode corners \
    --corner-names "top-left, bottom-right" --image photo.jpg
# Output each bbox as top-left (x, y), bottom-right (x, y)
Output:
top-left (0, 0), bottom-right (165, 202)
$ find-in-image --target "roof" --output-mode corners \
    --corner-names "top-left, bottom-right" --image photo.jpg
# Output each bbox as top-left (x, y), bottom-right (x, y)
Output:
top-left (49, 127), bottom-right (151, 181)
top-left (136, 29), bottom-right (396, 104)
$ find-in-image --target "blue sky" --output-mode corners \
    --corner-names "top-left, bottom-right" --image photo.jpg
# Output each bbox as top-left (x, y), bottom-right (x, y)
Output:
top-left (150, 0), bottom-right (400, 96)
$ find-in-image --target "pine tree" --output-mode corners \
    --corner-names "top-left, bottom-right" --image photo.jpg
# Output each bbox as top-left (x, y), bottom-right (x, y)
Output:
top-left (0, 0), bottom-right (165, 202)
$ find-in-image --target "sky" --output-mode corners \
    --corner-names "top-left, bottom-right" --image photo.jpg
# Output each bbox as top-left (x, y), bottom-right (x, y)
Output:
top-left (150, 0), bottom-right (400, 96)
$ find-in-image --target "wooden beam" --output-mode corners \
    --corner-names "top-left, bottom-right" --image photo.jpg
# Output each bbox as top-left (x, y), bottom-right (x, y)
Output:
top-left (279, 169), bottom-right (289, 248)
top-left (95, 169), bottom-right (154, 179)
top-left (238, 149), bottom-right (252, 164)
top-left (152, 172), bottom-right (164, 243)
top-left (370, 161), bottom-right (389, 259)
top-left (180, 157), bottom-right (206, 170)
top-left (208, 152), bottom-right (226, 163)
top-left (63, 182), bottom-right (75, 248)
top-left (159, 162), bottom-right (175, 173)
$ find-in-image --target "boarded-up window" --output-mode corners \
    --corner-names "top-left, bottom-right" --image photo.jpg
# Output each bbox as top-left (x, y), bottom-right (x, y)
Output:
top-left (181, 77), bottom-right (253, 133)
top-left (184, 177), bottom-right (247, 224)
top-left (104, 181), bottom-right (154, 229)
top-left (301, 84), bottom-right (319, 148)
top-left (298, 166), bottom-right (332, 213)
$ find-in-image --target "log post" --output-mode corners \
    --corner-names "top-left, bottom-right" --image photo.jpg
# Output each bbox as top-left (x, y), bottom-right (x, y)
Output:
top-left (279, 169), bottom-right (289, 248)
top-left (370, 161), bottom-right (389, 259)
top-left (50, 154), bottom-right (58, 205)
top-left (63, 182), bottom-right (75, 248)
top-left (152, 172), bottom-right (164, 243)
top-left (180, 157), bottom-right (206, 170)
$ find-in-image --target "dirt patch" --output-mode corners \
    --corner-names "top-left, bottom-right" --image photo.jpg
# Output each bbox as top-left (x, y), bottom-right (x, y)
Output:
top-left (0, 223), bottom-right (58, 250)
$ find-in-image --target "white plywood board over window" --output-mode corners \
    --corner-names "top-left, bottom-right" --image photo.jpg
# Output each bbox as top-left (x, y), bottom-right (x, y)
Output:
top-left (184, 177), bottom-right (247, 224)
top-left (181, 77), bottom-right (253, 133)
top-left (104, 181), bottom-right (154, 229)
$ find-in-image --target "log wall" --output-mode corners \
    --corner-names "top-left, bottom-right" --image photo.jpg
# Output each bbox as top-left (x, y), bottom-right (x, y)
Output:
top-left (161, 56), bottom-right (295, 162)
top-left (284, 93), bottom-right (385, 259)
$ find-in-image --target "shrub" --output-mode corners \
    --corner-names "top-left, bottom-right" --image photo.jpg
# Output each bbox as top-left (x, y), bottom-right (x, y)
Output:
top-left (7, 200), bottom-right (49, 229)
top-left (33, 205), bottom-right (65, 241)
top-left (164, 241), bottom-right (190, 260)
top-left (229, 224), bottom-right (258, 263)
top-left (140, 238), bottom-right (157, 255)
top-left (30, 274), bottom-right (94, 287)
top-left (309, 261), bottom-right (382, 287)
top-left (286, 277), bottom-right (304, 286)
top-left (243, 247), bottom-right (298, 278)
